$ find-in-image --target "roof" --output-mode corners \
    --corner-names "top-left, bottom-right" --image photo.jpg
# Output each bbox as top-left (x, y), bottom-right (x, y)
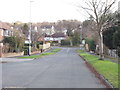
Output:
top-left (40, 25), bottom-right (53, 29)
top-left (45, 34), bottom-right (51, 37)
top-left (44, 33), bottom-right (66, 38)
top-left (0, 22), bottom-right (10, 30)
top-left (37, 36), bottom-right (44, 41)
top-left (52, 33), bottom-right (66, 38)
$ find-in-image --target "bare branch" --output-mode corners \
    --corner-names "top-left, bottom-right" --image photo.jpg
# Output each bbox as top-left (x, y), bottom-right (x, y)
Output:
top-left (84, 0), bottom-right (93, 9)
top-left (102, 0), bottom-right (116, 15)
top-left (96, 0), bottom-right (102, 9)
top-left (81, 6), bottom-right (93, 11)
top-left (76, 9), bottom-right (90, 19)
top-left (92, 1), bottom-right (99, 24)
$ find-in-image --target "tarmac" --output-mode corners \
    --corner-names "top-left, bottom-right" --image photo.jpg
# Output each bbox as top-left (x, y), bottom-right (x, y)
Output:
top-left (2, 47), bottom-right (105, 88)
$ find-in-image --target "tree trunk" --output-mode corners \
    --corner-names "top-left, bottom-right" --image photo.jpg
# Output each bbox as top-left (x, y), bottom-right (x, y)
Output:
top-left (99, 29), bottom-right (104, 60)
top-left (70, 39), bottom-right (73, 46)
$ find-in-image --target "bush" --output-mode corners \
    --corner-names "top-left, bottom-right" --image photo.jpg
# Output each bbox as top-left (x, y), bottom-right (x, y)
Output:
top-left (117, 47), bottom-right (120, 58)
top-left (72, 32), bottom-right (80, 46)
top-left (103, 26), bottom-right (120, 57)
top-left (61, 39), bottom-right (70, 46)
top-left (3, 36), bottom-right (24, 53)
top-left (86, 38), bottom-right (96, 51)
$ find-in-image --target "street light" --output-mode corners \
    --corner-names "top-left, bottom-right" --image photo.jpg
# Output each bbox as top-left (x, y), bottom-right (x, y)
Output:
top-left (28, 1), bottom-right (34, 56)
top-left (78, 25), bottom-right (82, 42)
top-left (79, 24), bottom-right (85, 50)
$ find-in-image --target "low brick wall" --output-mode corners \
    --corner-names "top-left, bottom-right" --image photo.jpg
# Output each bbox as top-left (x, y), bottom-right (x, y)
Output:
top-left (2, 52), bottom-right (24, 58)
top-left (1, 47), bottom-right (51, 57)
top-left (31, 51), bottom-right (40, 54)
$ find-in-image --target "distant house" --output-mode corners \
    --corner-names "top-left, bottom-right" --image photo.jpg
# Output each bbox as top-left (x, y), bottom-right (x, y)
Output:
top-left (44, 34), bottom-right (53, 41)
top-left (0, 22), bottom-right (13, 57)
top-left (41, 25), bottom-right (55, 35)
top-left (52, 33), bottom-right (66, 41)
top-left (44, 33), bottom-right (67, 45)
top-left (37, 32), bottom-right (67, 49)
top-left (43, 33), bottom-right (66, 41)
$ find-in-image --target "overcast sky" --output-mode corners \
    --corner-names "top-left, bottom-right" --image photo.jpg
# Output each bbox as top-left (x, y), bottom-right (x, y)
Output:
top-left (0, 0), bottom-right (119, 23)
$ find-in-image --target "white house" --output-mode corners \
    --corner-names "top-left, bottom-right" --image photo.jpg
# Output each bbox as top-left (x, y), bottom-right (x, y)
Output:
top-left (44, 33), bottom-right (67, 45)
top-left (41, 25), bottom-right (55, 35)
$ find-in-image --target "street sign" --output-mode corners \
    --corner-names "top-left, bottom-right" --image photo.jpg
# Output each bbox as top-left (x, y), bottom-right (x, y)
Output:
top-left (25, 40), bottom-right (31, 44)
top-left (82, 40), bottom-right (85, 45)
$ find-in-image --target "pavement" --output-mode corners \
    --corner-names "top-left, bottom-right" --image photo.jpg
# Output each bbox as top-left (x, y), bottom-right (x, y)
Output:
top-left (0, 58), bottom-right (34, 63)
top-left (0, 47), bottom-right (53, 63)
top-left (2, 47), bottom-right (106, 88)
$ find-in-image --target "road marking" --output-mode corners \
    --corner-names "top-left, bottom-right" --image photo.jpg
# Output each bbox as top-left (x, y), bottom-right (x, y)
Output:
top-left (67, 48), bottom-right (70, 53)
top-left (4, 86), bottom-right (25, 88)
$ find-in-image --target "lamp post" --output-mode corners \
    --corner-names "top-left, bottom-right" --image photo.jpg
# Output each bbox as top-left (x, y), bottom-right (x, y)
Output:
top-left (80, 25), bottom-right (83, 44)
top-left (79, 24), bottom-right (85, 50)
top-left (79, 25), bottom-right (82, 46)
top-left (28, 1), bottom-right (34, 56)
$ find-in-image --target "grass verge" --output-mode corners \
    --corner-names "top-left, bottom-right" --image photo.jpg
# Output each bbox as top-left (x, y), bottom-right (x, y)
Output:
top-left (51, 48), bottom-right (61, 53)
top-left (77, 50), bottom-right (119, 88)
top-left (18, 48), bottom-right (61, 59)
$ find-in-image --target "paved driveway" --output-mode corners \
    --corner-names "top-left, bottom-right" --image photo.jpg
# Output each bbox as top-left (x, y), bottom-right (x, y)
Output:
top-left (2, 47), bottom-right (105, 88)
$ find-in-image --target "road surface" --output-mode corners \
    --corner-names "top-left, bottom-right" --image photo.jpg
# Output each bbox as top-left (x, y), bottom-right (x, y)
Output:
top-left (2, 47), bottom-right (105, 88)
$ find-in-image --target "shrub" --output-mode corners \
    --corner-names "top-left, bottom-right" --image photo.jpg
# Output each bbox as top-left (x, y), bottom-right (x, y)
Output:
top-left (3, 36), bottom-right (24, 53)
top-left (85, 38), bottom-right (96, 51)
top-left (61, 39), bottom-right (70, 46)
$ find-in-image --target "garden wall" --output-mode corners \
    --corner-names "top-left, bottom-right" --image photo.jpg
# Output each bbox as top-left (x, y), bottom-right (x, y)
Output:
top-left (2, 52), bottom-right (24, 57)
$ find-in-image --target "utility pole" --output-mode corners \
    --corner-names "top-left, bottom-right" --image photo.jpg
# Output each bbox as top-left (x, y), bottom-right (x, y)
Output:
top-left (28, 1), bottom-right (34, 56)
top-left (79, 24), bottom-right (83, 49)
top-left (80, 25), bottom-right (83, 44)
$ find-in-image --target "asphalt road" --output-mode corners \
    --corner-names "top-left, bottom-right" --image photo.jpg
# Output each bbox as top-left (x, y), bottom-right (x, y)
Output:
top-left (2, 47), bottom-right (105, 88)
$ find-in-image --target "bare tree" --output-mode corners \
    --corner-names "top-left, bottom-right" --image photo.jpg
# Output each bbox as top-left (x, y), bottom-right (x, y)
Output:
top-left (78, 0), bottom-right (116, 60)
top-left (21, 23), bottom-right (29, 38)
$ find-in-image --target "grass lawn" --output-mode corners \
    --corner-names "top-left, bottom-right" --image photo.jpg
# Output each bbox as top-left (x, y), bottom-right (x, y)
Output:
top-left (51, 48), bottom-right (61, 53)
top-left (77, 50), bottom-right (119, 88)
top-left (18, 48), bottom-right (61, 59)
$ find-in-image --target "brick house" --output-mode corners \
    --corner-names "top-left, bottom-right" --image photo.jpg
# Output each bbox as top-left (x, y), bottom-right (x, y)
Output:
top-left (0, 22), bottom-right (13, 57)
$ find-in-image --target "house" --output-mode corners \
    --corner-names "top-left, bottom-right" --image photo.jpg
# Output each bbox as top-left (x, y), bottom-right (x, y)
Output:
top-left (44, 33), bottom-right (67, 41)
top-left (40, 25), bottom-right (55, 35)
top-left (0, 22), bottom-right (13, 57)
top-left (44, 33), bottom-right (67, 46)
top-left (37, 32), bottom-right (67, 50)
top-left (44, 34), bottom-right (53, 41)
top-left (0, 28), bottom-right (3, 57)
top-left (52, 33), bottom-right (66, 40)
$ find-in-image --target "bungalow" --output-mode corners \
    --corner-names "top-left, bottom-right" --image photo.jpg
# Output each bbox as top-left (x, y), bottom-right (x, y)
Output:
top-left (44, 33), bottom-right (66, 41)
top-left (52, 33), bottom-right (66, 41)
top-left (43, 33), bottom-right (67, 46)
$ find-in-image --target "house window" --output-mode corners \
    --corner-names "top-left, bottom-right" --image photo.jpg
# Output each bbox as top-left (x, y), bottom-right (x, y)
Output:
top-left (4, 30), bottom-right (9, 36)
